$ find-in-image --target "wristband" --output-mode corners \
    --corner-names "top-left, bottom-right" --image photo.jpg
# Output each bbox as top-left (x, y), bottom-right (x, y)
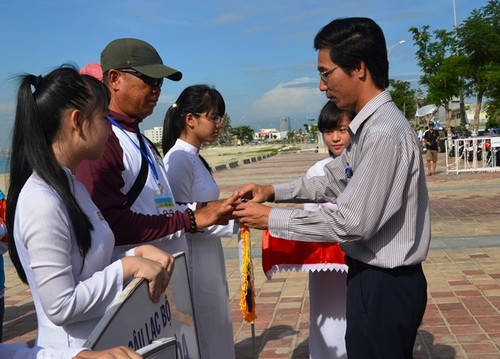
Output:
top-left (185, 208), bottom-right (198, 233)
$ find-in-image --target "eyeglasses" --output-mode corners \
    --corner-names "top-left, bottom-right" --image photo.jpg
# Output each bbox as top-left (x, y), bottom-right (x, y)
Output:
top-left (195, 113), bottom-right (224, 125)
top-left (319, 66), bottom-right (339, 82)
top-left (117, 68), bottom-right (163, 88)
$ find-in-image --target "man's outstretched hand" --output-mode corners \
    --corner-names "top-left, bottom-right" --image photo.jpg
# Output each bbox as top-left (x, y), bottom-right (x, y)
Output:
top-left (237, 183), bottom-right (275, 203)
top-left (233, 201), bottom-right (272, 230)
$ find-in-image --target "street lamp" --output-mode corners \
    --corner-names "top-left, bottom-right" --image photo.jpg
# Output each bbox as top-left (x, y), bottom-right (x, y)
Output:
top-left (387, 40), bottom-right (406, 56)
top-left (452, 0), bottom-right (467, 128)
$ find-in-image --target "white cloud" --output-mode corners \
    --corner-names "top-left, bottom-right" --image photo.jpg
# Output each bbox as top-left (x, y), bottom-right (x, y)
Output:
top-left (250, 77), bottom-right (326, 120)
top-left (212, 12), bottom-right (247, 25)
top-left (158, 94), bottom-right (177, 105)
top-left (0, 103), bottom-right (15, 115)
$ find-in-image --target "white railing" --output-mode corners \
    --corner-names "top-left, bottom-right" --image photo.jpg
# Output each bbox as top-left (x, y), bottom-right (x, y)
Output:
top-left (445, 136), bottom-right (500, 174)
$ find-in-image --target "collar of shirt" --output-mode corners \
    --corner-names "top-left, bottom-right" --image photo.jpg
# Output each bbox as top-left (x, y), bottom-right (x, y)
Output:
top-left (176, 138), bottom-right (199, 155)
top-left (109, 110), bottom-right (141, 132)
top-left (349, 91), bottom-right (393, 136)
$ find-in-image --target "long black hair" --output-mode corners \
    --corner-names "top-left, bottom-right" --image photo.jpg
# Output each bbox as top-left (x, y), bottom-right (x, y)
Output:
top-left (6, 65), bottom-right (110, 283)
top-left (162, 84), bottom-right (225, 174)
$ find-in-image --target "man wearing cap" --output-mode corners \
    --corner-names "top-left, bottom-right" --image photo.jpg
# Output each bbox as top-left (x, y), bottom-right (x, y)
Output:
top-left (76, 38), bottom-right (236, 255)
top-left (423, 121), bottom-right (440, 175)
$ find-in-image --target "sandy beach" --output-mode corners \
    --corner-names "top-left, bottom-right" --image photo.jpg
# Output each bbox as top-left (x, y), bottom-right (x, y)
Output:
top-left (199, 143), bottom-right (284, 166)
top-left (0, 173), bottom-right (8, 192)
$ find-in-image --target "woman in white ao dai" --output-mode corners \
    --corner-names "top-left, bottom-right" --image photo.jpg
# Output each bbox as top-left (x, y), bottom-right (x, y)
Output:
top-left (162, 85), bottom-right (236, 359)
top-left (6, 67), bottom-right (173, 350)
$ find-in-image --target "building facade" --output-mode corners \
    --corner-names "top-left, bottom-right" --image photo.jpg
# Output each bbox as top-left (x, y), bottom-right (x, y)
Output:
top-left (280, 117), bottom-right (291, 132)
top-left (143, 126), bottom-right (163, 145)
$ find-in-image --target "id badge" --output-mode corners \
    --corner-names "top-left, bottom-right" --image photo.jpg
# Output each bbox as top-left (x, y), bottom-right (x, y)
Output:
top-left (155, 185), bottom-right (175, 217)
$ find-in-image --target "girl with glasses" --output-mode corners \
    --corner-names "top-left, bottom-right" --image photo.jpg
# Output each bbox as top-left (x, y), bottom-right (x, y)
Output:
top-left (162, 85), bottom-right (237, 359)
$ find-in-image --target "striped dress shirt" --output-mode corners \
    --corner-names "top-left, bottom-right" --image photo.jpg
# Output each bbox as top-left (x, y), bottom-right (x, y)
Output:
top-left (269, 91), bottom-right (431, 268)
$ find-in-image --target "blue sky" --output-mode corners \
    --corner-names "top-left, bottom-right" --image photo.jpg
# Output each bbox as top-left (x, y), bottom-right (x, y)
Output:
top-left (0, 0), bottom-right (488, 150)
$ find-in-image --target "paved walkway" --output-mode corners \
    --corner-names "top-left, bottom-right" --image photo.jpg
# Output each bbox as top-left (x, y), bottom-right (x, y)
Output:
top-left (3, 151), bottom-right (500, 358)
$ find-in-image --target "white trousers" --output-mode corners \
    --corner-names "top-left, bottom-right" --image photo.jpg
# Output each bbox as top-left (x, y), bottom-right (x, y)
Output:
top-left (309, 270), bottom-right (348, 359)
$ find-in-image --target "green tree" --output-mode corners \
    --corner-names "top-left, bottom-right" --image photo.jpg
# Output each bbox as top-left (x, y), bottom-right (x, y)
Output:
top-left (217, 113), bottom-right (232, 145)
top-left (456, 0), bottom-right (500, 131)
top-left (409, 25), bottom-right (464, 134)
top-left (485, 96), bottom-right (500, 124)
top-left (231, 125), bottom-right (254, 145)
top-left (485, 117), bottom-right (499, 129)
top-left (309, 124), bottom-right (318, 143)
top-left (389, 79), bottom-right (417, 123)
top-left (296, 128), bottom-right (307, 143)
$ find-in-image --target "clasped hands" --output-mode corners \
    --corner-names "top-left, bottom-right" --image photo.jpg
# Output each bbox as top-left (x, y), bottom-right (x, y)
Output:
top-left (194, 183), bottom-right (274, 231)
top-left (128, 182), bottom-right (272, 305)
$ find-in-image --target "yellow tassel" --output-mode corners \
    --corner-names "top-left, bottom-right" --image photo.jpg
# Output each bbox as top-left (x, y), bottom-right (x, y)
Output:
top-left (240, 225), bottom-right (256, 323)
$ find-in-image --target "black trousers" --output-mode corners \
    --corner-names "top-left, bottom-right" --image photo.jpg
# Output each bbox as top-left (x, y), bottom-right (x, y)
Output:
top-left (345, 258), bottom-right (427, 359)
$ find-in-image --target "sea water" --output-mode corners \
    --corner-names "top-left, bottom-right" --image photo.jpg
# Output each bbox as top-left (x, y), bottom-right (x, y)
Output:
top-left (0, 157), bottom-right (9, 174)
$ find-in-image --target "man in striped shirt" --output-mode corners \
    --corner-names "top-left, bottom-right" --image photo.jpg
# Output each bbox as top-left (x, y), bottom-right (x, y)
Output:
top-left (234, 17), bottom-right (430, 359)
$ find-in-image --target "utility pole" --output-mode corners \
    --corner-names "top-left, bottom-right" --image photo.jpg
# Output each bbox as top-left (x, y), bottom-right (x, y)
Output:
top-left (453, 0), bottom-right (467, 129)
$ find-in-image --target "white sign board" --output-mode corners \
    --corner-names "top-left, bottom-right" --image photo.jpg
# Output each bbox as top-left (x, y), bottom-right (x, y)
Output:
top-left (84, 252), bottom-right (199, 359)
top-left (491, 137), bottom-right (500, 148)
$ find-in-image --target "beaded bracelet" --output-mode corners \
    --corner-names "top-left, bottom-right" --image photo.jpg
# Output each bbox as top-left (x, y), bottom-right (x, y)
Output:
top-left (185, 208), bottom-right (198, 233)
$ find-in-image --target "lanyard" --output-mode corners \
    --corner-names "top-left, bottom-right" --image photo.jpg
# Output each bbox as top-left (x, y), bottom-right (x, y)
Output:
top-left (106, 116), bottom-right (160, 183)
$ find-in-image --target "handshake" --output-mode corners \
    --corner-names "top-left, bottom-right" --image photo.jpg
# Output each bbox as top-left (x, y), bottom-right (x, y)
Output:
top-left (192, 183), bottom-right (275, 231)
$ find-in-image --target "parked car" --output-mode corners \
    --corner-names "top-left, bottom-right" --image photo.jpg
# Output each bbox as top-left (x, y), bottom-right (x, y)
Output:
top-left (476, 128), bottom-right (500, 137)
top-left (451, 129), bottom-right (472, 139)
